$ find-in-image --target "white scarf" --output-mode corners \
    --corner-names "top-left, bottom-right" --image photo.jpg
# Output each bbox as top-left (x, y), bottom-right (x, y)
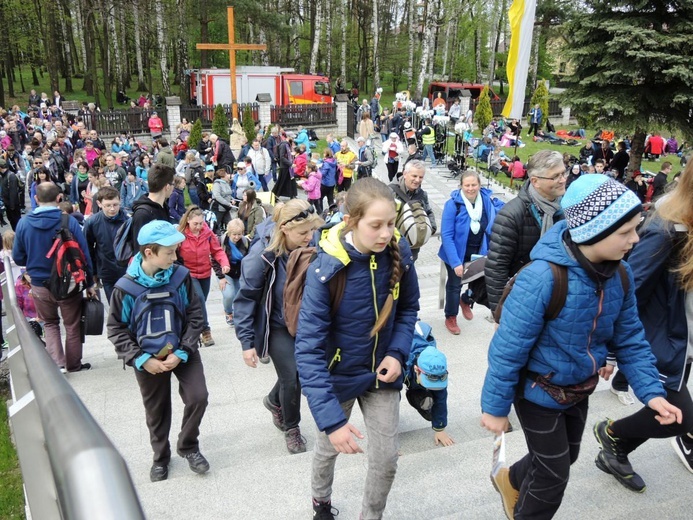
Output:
top-left (461, 190), bottom-right (483, 234)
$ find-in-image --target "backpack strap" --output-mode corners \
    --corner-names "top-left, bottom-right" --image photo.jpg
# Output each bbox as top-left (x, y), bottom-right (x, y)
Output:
top-left (166, 265), bottom-right (190, 292)
top-left (616, 263), bottom-right (630, 296)
top-left (390, 183), bottom-right (409, 202)
top-left (545, 263), bottom-right (568, 321)
top-left (328, 268), bottom-right (346, 317)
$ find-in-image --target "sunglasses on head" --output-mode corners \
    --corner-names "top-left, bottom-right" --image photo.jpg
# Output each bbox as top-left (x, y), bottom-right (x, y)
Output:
top-left (422, 370), bottom-right (448, 382)
top-left (282, 205), bottom-right (315, 226)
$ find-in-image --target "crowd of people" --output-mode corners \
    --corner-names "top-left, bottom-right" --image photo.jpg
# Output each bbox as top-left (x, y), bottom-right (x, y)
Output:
top-left (0, 87), bottom-right (692, 520)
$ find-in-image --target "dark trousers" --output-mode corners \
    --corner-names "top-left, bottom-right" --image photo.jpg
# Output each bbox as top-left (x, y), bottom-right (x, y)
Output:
top-left (386, 161), bottom-right (399, 182)
top-left (320, 185), bottom-right (335, 209)
top-left (610, 364), bottom-right (693, 450)
top-left (611, 369), bottom-right (629, 392)
top-left (528, 122), bottom-right (540, 136)
top-left (134, 350), bottom-right (208, 464)
top-left (268, 326), bottom-right (301, 430)
top-left (308, 198), bottom-right (323, 216)
top-left (337, 177), bottom-right (352, 193)
top-left (6, 207), bottom-right (21, 231)
top-left (510, 397), bottom-right (588, 520)
top-left (191, 277), bottom-right (211, 330)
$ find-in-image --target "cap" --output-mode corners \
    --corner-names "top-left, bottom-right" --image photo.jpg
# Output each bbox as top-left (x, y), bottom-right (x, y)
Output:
top-left (237, 161), bottom-right (246, 169)
top-left (561, 175), bottom-right (642, 245)
top-left (417, 346), bottom-right (448, 390)
top-left (137, 220), bottom-right (185, 247)
top-left (389, 132), bottom-right (398, 139)
top-left (356, 136), bottom-right (365, 143)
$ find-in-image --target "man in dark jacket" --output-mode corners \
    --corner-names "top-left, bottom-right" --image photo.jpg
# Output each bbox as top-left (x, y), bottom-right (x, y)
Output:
top-left (131, 163), bottom-right (174, 250)
top-left (0, 159), bottom-right (22, 230)
top-left (485, 150), bottom-right (566, 311)
top-left (84, 186), bottom-right (128, 302)
top-left (389, 159), bottom-right (437, 262)
top-left (210, 133), bottom-right (236, 173)
top-left (652, 161), bottom-right (672, 201)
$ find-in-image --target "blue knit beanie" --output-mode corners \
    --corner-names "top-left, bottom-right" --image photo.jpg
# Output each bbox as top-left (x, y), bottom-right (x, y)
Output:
top-left (561, 175), bottom-right (642, 245)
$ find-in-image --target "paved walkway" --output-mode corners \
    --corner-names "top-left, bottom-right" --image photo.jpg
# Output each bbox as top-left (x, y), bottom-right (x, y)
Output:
top-left (68, 147), bottom-right (691, 519)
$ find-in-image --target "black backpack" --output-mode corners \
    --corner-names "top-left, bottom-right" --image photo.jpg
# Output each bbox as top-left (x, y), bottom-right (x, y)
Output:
top-left (45, 214), bottom-right (88, 300)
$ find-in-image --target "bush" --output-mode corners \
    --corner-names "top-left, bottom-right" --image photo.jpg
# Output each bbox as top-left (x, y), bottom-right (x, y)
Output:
top-left (475, 86), bottom-right (494, 133)
top-left (187, 119), bottom-right (202, 150)
top-left (212, 104), bottom-right (230, 141)
top-left (530, 80), bottom-right (550, 125)
top-left (242, 106), bottom-right (257, 143)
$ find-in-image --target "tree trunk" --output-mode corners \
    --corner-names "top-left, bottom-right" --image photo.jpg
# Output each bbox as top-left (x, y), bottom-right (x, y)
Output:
top-left (0, 61), bottom-right (5, 108)
top-left (155, 0), bottom-right (170, 95)
top-left (340, 0), bottom-right (347, 85)
top-left (177, 0), bottom-right (190, 104)
top-left (486, 0), bottom-right (500, 87)
top-left (309, 0), bottom-right (322, 74)
top-left (415, 24), bottom-right (433, 100)
top-left (529, 24), bottom-right (541, 92)
top-left (73, 0), bottom-right (88, 76)
top-left (474, 25), bottom-right (482, 83)
top-left (105, 0), bottom-right (123, 93)
top-left (81, 0), bottom-right (94, 95)
top-left (371, 0), bottom-right (380, 90)
top-left (406, 0), bottom-right (414, 91)
top-left (98, 1), bottom-right (113, 108)
top-left (441, 6), bottom-right (452, 79)
top-left (57, 1), bottom-right (74, 92)
top-left (132, 0), bottom-right (146, 91)
top-left (199, 0), bottom-right (209, 69)
top-left (628, 129), bottom-right (646, 179)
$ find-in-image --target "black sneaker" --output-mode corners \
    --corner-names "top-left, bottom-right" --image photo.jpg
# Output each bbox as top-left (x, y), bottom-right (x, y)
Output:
top-left (313, 499), bottom-right (339, 519)
top-left (150, 463), bottom-right (168, 482)
top-left (68, 363), bottom-right (92, 373)
top-left (263, 395), bottom-right (284, 431)
top-left (593, 420), bottom-right (646, 492)
top-left (284, 427), bottom-right (307, 454)
top-left (671, 436), bottom-right (693, 474)
top-left (182, 451), bottom-right (210, 474)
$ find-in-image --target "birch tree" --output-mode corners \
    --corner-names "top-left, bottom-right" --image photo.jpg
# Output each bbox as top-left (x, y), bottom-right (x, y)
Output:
top-left (371, 0), bottom-right (380, 89)
top-left (340, 0), bottom-right (347, 84)
top-left (309, 0), bottom-right (323, 74)
top-left (155, 0), bottom-right (170, 95)
top-left (132, 0), bottom-right (146, 91)
top-left (406, 0), bottom-right (414, 91)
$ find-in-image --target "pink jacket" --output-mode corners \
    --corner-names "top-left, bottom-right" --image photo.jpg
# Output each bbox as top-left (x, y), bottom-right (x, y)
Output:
top-left (300, 171), bottom-right (322, 200)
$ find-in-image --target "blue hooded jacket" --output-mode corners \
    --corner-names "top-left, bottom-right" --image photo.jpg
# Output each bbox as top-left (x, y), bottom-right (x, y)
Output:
top-left (481, 221), bottom-right (665, 417)
top-left (295, 222), bottom-right (420, 434)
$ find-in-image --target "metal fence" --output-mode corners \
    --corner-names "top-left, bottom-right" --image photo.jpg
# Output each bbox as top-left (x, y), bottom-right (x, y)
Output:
top-left (180, 104), bottom-right (259, 128)
top-left (83, 108), bottom-right (168, 136)
top-left (271, 103), bottom-right (337, 126)
top-left (470, 98), bottom-right (562, 118)
top-left (3, 257), bottom-right (145, 520)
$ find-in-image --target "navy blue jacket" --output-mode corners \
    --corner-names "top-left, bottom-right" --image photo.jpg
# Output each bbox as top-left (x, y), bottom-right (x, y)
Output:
top-left (481, 221), bottom-right (665, 417)
top-left (629, 217), bottom-right (688, 391)
top-left (83, 209), bottom-right (129, 284)
top-left (295, 223), bottom-right (420, 434)
top-left (13, 207), bottom-right (94, 287)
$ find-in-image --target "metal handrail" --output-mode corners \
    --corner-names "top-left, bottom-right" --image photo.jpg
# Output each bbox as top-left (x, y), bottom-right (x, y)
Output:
top-left (4, 257), bottom-right (145, 520)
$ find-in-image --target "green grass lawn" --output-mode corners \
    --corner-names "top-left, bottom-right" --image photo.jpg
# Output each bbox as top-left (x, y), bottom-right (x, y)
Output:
top-left (0, 387), bottom-right (25, 520)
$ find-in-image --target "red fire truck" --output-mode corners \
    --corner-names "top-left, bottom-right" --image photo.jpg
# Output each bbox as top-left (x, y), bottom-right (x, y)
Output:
top-left (189, 66), bottom-right (332, 106)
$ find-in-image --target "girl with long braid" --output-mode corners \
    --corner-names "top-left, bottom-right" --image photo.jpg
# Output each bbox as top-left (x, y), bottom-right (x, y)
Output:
top-left (295, 178), bottom-right (420, 520)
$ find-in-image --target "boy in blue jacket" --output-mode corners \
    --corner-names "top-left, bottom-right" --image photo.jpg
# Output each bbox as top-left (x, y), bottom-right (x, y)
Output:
top-left (481, 175), bottom-right (682, 519)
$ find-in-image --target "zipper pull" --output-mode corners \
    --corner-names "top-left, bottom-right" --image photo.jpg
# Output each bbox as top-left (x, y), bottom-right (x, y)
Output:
top-left (393, 282), bottom-right (400, 300)
top-left (370, 255), bottom-right (377, 270)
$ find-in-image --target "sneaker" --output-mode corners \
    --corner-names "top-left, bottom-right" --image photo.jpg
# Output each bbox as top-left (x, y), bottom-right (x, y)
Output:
top-left (263, 395), bottom-right (284, 431)
top-left (460, 300), bottom-right (474, 321)
top-left (67, 363), bottom-right (92, 373)
top-left (491, 467), bottom-right (518, 519)
top-left (225, 313), bottom-right (234, 326)
top-left (671, 436), bottom-right (693, 474)
top-left (201, 329), bottom-right (215, 347)
top-left (149, 463), bottom-right (168, 482)
top-left (593, 420), bottom-right (646, 492)
top-left (284, 427), bottom-right (307, 454)
top-left (610, 386), bottom-right (635, 405)
top-left (181, 451), bottom-right (210, 474)
top-left (445, 316), bottom-right (460, 335)
top-left (313, 499), bottom-right (339, 519)
top-left (58, 366), bottom-right (68, 374)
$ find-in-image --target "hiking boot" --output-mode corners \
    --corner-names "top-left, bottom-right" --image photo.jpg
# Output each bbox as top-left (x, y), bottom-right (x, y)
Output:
top-left (610, 386), bottom-right (635, 405)
top-left (313, 499), bottom-right (339, 519)
top-left (671, 436), bottom-right (693, 474)
top-left (225, 313), bottom-right (234, 326)
top-left (460, 300), bottom-right (474, 320)
top-left (181, 451), bottom-right (210, 474)
top-left (593, 420), bottom-right (646, 492)
top-left (284, 427), bottom-right (307, 454)
top-left (445, 316), bottom-right (460, 335)
top-left (149, 463), bottom-right (168, 482)
top-left (263, 395), bottom-right (284, 431)
top-left (67, 363), bottom-right (92, 373)
top-left (201, 329), bottom-right (215, 347)
top-left (491, 467), bottom-right (518, 519)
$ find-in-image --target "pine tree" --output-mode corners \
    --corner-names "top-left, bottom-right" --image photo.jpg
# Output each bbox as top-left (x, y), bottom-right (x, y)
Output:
top-left (187, 119), bottom-right (203, 150)
top-left (212, 105), bottom-right (230, 142)
top-left (475, 86), bottom-right (494, 133)
top-left (242, 106), bottom-right (257, 143)
top-left (563, 1), bottom-right (693, 175)
top-left (530, 80), bottom-right (549, 127)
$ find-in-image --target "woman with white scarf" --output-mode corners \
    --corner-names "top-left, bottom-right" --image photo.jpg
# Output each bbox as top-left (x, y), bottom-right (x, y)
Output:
top-left (438, 171), bottom-right (504, 335)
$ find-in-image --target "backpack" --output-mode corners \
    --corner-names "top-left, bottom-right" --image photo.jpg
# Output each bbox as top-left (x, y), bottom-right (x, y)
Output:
top-left (493, 262), bottom-right (630, 324)
top-left (114, 265), bottom-right (190, 358)
top-left (391, 184), bottom-right (433, 249)
top-left (44, 214), bottom-right (88, 300)
top-left (113, 217), bottom-right (134, 267)
top-left (283, 246), bottom-right (347, 337)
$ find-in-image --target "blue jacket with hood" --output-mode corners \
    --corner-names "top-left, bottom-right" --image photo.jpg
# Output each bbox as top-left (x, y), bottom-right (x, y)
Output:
top-left (13, 207), bottom-right (94, 288)
top-left (295, 222), bottom-right (420, 434)
top-left (481, 221), bottom-right (665, 417)
top-left (438, 187), bottom-right (504, 268)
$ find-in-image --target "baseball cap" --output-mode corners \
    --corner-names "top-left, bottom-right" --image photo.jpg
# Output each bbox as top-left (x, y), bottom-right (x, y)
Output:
top-left (237, 161), bottom-right (246, 169)
top-left (356, 136), bottom-right (365, 143)
top-left (137, 220), bottom-right (185, 247)
top-left (417, 346), bottom-right (448, 390)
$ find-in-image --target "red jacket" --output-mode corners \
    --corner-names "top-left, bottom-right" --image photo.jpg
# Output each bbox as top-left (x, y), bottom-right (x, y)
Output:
top-left (177, 224), bottom-right (229, 279)
top-left (648, 135), bottom-right (665, 155)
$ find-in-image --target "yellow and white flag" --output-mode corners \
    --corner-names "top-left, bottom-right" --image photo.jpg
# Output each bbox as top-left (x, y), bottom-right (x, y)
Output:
top-left (502, 0), bottom-right (537, 120)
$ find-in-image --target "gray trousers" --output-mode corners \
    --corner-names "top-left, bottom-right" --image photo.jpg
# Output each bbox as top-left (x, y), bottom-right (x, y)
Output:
top-left (312, 388), bottom-right (400, 520)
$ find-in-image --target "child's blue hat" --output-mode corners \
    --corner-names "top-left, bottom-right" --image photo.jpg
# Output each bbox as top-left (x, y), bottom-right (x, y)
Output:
top-left (138, 220), bottom-right (185, 247)
top-left (417, 346), bottom-right (448, 390)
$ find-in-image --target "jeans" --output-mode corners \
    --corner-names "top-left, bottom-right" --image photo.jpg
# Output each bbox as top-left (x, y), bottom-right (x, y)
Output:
top-left (510, 397), bottom-right (588, 520)
top-left (444, 263), bottom-right (472, 318)
top-left (267, 326), bottom-right (301, 430)
top-left (259, 173), bottom-right (269, 192)
top-left (188, 186), bottom-right (200, 206)
top-left (421, 143), bottom-right (436, 165)
top-left (191, 277), bottom-right (211, 330)
top-left (220, 275), bottom-right (240, 314)
top-left (312, 389), bottom-right (400, 520)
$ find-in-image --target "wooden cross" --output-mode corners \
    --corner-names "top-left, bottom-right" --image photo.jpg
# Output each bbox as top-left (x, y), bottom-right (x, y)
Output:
top-left (196, 6), bottom-right (267, 119)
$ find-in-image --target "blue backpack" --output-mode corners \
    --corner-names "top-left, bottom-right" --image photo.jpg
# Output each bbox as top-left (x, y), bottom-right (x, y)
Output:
top-left (114, 266), bottom-right (190, 359)
top-left (404, 321), bottom-right (437, 384)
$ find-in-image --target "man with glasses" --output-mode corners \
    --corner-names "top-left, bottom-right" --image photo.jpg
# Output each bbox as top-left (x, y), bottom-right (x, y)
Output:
top-left (485, 150), bottom-right (567, 312)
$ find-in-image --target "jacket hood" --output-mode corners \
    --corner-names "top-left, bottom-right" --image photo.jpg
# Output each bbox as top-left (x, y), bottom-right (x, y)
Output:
top-left (125, 252), bottom-right (175, 288)
top-left (25, 206), bottom-right (62, 230)
top-left (132, 196), bottom-right (165, 213)
top-left (529, 220), bottom-right (578, 268)
top-left (319, 220), bottom-right (403, 269)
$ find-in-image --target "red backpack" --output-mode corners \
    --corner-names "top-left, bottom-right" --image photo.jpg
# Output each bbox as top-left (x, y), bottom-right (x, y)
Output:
top-left (45, 214), bottom-right (88, 300)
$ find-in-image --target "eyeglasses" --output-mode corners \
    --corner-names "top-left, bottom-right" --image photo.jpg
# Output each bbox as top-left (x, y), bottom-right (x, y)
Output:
top-left (422, 370), bottom-right (448, 382)
top-left (534, 171), bottom-right (568, 182)
top-left (282, 205), bottom-right (315, 226)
